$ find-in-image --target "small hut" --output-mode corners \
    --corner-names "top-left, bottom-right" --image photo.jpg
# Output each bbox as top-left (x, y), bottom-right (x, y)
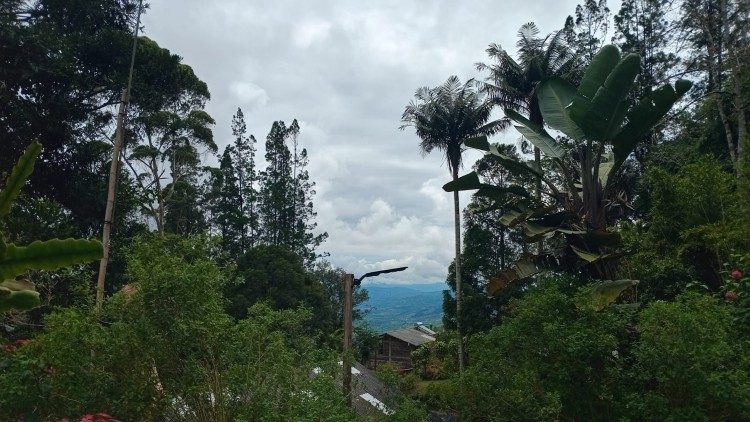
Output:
top-left (368, 323), bottom-right (436, 371)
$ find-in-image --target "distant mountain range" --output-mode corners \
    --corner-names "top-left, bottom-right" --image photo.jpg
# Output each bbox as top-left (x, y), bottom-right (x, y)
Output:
top-left (357, 283), bottom-right (447, 333)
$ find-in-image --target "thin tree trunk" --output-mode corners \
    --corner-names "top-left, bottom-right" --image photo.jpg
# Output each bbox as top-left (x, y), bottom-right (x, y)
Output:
top-left (95, 0), bottom-right (142, 312)
top-left (452, 169), bottom-right (465, 372)
top-left (534, 146), bottom-right (542, 255)
top-left (95, 89), bottom-right (128, 312)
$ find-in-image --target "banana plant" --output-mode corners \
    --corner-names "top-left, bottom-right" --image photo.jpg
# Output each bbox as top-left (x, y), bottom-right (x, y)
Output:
top-left (0, 141), bottom-right (103, 312)
top-left (445, 45), bottom-right (691, 302)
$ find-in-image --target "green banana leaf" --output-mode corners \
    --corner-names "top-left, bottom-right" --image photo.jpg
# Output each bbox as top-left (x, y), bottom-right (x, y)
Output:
top-left (505, 109), bottom-right (566, 158)
top-left (538, 77), bottom-right (584, 140)
top-left (569, 45), bottom-right (621, 124)
top-left (0, 141), bottom-right (41, 219)
top-left (577, 54), bottom-right (641, 141)
top-left (588, 279), bottom-right (638, 311)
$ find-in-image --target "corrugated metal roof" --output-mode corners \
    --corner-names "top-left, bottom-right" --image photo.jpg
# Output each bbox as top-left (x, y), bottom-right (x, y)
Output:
top-left (386, 328), bottom-right (436, 346)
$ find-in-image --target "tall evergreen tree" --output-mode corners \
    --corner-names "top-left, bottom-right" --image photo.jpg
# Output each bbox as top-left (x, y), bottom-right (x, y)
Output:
top-left (258, 120), bottom-right (326, 262)
top-left (613, 0), bottom-right (680, 162)
top-left (613, 0), bottom-right (678, 98)
top-left (259, 121), bottom-right (294, 246)
top-left (563, 0), bottom-right (611, 65)
top-left (680, 0), bottom-right (750, 175)
top-left (289, 120), bottom-right (328, 263)
top-left (163, 143), bottom-right (207, 236)
top-left (229, 108), bottom-right (260, 250)
top-left (207, 146), bottom-right (244, 256)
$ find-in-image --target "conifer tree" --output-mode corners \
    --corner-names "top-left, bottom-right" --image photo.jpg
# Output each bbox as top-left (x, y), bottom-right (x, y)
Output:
top-left (258, 120), bottom-right (326, 263)
top-left (613, 0), bottom-right (680, 159)
top-left (564, 0), bottom-right (611, 65)
top-left (229, 108), bottom-right (260, 250)
top-left (208, 146), bottom-right (244, 256)
top-left (259, 121), bottom-right (294, 246)
top-left (289, 120), bottom-right (328, 263)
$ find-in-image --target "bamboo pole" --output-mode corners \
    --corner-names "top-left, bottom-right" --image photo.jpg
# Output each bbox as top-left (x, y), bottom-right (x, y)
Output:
top-left (95, 1), bottom-right (143, 312)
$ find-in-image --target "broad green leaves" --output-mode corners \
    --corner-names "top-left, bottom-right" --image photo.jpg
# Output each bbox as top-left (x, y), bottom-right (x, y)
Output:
top-left (0, 279), bottom-right (40, 312)
top-left (610, 80), bottom-right (692, 176)
top-left (443, 171), bottom-right (530, 198)
top-left (0, 142), bottom-right (104, 313)
top-left (586, 279), bottom-right (638, 311)
top-left (505, 109), bottom-right (565, 158)
top-left (538, 77), bottom-right (584, 140)
top-left (0, 141), bottom-right (41, 218)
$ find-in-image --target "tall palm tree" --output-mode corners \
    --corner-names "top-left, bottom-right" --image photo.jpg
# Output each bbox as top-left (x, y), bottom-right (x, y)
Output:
top-left (476, 23), bottom-right (577, 252)
top-left (401, 76), bottom-right (506, 371)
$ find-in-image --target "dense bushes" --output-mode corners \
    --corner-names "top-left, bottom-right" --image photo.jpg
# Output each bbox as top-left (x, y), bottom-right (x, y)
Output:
top-left (0, 235), bottom-right (354, 421)
top-left (431, 279), bottom-right (750, 421)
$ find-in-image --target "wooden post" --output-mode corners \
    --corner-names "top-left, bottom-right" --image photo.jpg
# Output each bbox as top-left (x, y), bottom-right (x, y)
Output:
top-left (96, 89), bottom-right (128, 312)
top-left (342, 273), bottom-right (354, 407)
top-left (94, 0), bottom-right (143, 313)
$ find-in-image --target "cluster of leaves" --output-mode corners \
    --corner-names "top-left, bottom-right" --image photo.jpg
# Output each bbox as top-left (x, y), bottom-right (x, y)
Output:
top-left (434, 279), bottom-right (750, 421)
top-left (0, 235), bottom-right (355, 421)
top-left (0, 142), bottom-right (103, 313)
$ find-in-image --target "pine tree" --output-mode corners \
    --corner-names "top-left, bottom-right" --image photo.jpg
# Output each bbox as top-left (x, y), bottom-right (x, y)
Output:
top-left (613, 0), bottom-right (680, 159)
top-left (563, 0), bottom-right (611, 65)
top-left (229, 108), bottom-right (260, 250)
top-left (259, 121), bottom-right (294, 246)
top-left (613, 0), bottom-right (678, 98)
top-left (258, 120), bottom-right (327, 263)
top-left (289, 119), bottom-right (328, 263)
top-left (208, 146), bottom-right (244, 256)
top-left (163, 142), bottom-right (207, 236)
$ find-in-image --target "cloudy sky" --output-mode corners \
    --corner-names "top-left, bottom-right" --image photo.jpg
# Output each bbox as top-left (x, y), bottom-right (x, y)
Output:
top-left (142, 0), bottom-right (597, 284)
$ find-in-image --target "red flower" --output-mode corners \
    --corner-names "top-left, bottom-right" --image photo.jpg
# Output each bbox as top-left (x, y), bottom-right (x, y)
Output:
top-left (725, 291), bottom-right (739, 301)
top-left (731, 269), bottom-right (743, 280)
top-left (80, 413), bottom-right (119, 422)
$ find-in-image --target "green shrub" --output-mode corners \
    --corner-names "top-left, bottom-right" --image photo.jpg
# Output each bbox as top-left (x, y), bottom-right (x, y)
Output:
top-left (628, 293), bottom-right (750, 420)
top-left (449, 278), bottom-right (632, 421)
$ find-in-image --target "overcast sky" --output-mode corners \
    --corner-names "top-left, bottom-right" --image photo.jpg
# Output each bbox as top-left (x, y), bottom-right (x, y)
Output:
top-left (142, 0), bottom-right (597, 284)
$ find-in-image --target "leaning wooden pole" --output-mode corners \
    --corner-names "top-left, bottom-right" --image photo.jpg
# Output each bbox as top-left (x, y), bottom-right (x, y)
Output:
top-left (95, 1), bottom-right (143, 312)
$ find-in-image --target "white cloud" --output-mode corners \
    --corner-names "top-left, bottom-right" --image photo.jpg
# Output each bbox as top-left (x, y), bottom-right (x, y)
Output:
top-left (229, 81), bottom-right (269, 109)
top-left (142, 0), bottom-right (582, 284)
top-left (292, 19), bottom-right (332, 48)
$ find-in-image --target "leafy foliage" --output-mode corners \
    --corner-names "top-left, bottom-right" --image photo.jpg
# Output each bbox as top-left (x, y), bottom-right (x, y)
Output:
top-left (0, 142), bottom-right (102, 313)
top-left (446, 45), bottom-right (691, 290)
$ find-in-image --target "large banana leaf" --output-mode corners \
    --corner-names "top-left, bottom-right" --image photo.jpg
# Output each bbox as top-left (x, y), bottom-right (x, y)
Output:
top-left (0, 141), bottom-right (41, 219)
top-left (0, 238), bottom-right (104, 281)
top-left (464, 136), bottom-right (491, 151)
top-left (568, 45), bottom-right (621, 123)
top-left (576, 54), bottom-right (641, 141)
top-left (610, 80), bottom-right (692, 178)
top-left (476, 184), bottom-right (531, 200)
top-left (538, 77), bottom-right (584, 140)
top-left (570, 245), bottom-right (623, 264)
top-left (442, 172), bottom-right (481, 192)
top-left (464, 136), bottom-right (543, 178)
top-left (487, 259), bottom-right (546, 296)
top-left (587, 279), bottom-right (638, 311)
top-left (505, 109), bottom-right (565, 158)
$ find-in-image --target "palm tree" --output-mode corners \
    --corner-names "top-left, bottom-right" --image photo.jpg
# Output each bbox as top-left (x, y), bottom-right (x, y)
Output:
top-left (476, 23), bottom-right (577, 252)
top-left (401, 76), bottom-right (506, 371)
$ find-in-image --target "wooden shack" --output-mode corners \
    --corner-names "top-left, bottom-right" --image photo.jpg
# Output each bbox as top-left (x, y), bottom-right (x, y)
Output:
top-left (368, 324), bottom-right (436, 371)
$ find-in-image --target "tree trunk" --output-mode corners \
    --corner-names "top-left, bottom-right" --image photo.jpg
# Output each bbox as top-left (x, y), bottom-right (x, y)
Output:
top-left (95, 89), bottom-right (128, 312)
top-left (452, 169), bottom-right (465, 372)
